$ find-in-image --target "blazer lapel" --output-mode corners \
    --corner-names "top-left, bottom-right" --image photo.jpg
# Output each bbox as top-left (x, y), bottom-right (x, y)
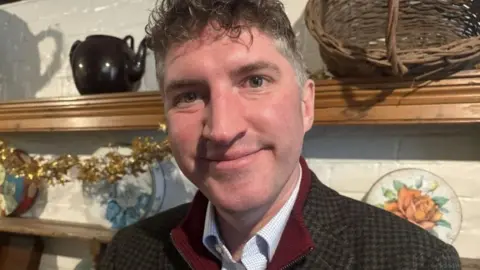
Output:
top-left (302, 168), bottom-right (356, 270)
top-left (269, 158), bottom-right (355, 269)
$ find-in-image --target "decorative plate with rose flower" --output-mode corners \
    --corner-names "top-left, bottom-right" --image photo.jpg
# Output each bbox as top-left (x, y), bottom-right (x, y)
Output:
top-left (364, 168), bottom-right (462, 244)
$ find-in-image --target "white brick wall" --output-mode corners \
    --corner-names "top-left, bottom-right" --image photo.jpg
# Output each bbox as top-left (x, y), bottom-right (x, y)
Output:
top-left (0, 0), bottom-right (478, 269)
top-left (304, 125), bottom-right (480, 259)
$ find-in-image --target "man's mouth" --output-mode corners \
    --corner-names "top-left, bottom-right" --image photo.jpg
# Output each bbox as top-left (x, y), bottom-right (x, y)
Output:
top-left (200, 149), bottom-right (262, 170)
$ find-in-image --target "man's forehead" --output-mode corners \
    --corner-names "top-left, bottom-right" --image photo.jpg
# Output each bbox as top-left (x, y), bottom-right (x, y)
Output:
top-left (165, 25), bottom-right (271, 64)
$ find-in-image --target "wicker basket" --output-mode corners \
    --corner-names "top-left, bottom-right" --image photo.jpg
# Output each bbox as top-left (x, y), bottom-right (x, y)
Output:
top-left (305, 0), bottom-right (480, 79)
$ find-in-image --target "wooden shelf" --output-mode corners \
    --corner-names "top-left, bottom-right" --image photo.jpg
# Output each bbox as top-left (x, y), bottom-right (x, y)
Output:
top-left (2, 70), bottom-right (480, 132)
top-left (0, 91), bottom-right (163, 132)
top-left (463, 258), bottom-right (480, 270)
top-left (315, 70), bottom-right (480, 124)
top-left (0, 217), bottom-right (114, 243)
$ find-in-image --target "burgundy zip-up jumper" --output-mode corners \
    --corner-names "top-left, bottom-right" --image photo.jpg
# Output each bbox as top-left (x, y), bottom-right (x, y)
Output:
top-left (169, 157), bottom-right (315, 269)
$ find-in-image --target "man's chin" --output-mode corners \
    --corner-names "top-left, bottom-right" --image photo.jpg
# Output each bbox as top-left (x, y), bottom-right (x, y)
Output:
top-left (210, 190), bottom-right (272, 215)
top-left (215, 203), bottom-right (261, 217)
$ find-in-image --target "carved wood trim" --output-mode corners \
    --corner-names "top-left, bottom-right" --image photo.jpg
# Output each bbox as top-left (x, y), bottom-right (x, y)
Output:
top-left (0, 91), bottom-right (164, 132)
top-left (462, 258), bottom-right (480, 270)
top-left (314, 70), bottom-right (480, 124)
top-left (0, 217), bottom-right (113, 243)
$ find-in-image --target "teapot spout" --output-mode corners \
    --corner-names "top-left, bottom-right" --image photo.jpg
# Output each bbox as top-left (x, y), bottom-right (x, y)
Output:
top-left (129, 37), bottom-right (147, 82)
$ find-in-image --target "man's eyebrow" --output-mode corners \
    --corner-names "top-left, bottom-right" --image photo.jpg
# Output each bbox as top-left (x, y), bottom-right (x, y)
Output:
top-left (230, 61), bottom-right (281, 78)
top-left (163, 61), bottom-right (280, 93)
top-left (164, 79), bottom-right (207, 94)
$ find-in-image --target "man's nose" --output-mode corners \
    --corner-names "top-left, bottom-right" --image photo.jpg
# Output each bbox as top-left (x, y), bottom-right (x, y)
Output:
top-left (202, 91), bottom-right (245, 144)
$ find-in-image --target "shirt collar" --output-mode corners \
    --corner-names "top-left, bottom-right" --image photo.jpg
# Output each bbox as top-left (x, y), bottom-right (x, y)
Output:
top-left (202, 196), bottom-right (221, 257)
top-left (257, 164), bottom-right (302, 259)
top-left (202, 163), bottom-right (302, 261)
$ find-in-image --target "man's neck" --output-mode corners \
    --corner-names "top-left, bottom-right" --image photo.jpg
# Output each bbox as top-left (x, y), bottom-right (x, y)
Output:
top-left (215, 164), bottom-right (301, 261)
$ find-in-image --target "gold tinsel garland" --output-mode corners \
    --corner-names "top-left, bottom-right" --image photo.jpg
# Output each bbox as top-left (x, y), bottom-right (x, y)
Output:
top-left (0, 124), bottom-right (171, 186)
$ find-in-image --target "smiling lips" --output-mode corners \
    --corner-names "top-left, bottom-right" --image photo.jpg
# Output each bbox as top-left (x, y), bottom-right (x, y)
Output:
top-left (201, 149), bottom-right (262, 170)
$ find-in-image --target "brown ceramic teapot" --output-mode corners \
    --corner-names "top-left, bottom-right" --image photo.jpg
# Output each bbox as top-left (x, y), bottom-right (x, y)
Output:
top-left (69, 35), bottom-right (147, 95)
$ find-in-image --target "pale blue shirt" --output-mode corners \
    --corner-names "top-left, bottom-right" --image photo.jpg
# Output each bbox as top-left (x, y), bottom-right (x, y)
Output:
top-left (202, 164), bottom-right (302, 270)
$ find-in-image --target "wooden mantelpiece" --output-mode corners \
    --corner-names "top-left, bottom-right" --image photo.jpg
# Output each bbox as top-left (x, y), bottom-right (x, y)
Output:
top-left (315, 69), bottom-right (480, 124)
top-left (0, 217), bottom-right (114, 243)
top-left (0, 91), bottom-right (164, 132)
top-left (2, 70), bottom-right (480, 132)
top-left (0, 217), bottom-right (114, 268)
top-left (463, 258), bottom-right (480, 270)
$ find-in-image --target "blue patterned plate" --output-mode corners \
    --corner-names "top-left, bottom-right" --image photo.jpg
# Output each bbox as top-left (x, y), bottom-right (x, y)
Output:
top-left (82, 145), bottom-right (163, 229)
top-left (146, 160), bottom-right (167, 217)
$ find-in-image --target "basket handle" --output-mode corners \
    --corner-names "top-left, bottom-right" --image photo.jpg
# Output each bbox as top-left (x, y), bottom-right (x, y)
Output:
top-left (386, 0), bottom-right (408, 76)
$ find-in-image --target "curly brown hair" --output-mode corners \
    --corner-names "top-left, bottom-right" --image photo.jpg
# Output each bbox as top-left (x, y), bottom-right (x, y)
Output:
top-left (145, 0), bottom-right (308, 87)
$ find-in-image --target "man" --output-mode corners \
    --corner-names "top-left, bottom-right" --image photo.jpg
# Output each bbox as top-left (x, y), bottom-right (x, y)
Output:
top-left (99, 0), bottom-right (461, 269)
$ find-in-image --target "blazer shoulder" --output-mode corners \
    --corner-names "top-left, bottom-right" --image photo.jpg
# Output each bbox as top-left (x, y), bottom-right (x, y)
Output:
top-left (99, 203), bottom-right (192, 269)
top-left (344, 194), bottom-right (447, 244)
top-left (111, 202), bottom-right (191, 245)
top-left (341, 195), bottom-right (460, 267)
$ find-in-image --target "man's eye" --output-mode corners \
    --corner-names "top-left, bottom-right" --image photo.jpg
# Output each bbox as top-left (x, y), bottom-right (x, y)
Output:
top-left (174, 92), bottom-right (199, 106)
top-left (247, 76), bottom-right (264, 88)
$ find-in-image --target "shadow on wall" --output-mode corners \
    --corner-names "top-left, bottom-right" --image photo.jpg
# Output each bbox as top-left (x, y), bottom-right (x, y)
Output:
top-left (291, 7), bottom-right (325, 77)
top-left (140, 49), bottom-right (160, 91)
top-left (0, 9), bottom-right (63, 101)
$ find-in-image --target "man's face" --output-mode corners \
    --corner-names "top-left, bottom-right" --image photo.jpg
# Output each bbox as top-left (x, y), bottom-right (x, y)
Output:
top-left (162, 26), bottom-right (315, 213)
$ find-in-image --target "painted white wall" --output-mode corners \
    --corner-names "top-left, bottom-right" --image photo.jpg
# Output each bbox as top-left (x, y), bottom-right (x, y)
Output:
top-left (0, 0), bottom-right (478, 269)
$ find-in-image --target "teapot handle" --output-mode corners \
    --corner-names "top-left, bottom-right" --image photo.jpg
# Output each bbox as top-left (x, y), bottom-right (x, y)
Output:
top-left (124, 35), bottom-right (135, 50)
top-left (69, 40), bottom-right (82, 67)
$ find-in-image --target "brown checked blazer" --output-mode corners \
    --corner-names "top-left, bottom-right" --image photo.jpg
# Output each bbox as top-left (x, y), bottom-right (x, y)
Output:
top-left (99, 157), bottom-right (461, 270)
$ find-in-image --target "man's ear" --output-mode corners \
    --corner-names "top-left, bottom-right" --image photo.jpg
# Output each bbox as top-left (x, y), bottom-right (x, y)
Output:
top-left (301, 79), bottom-right (315, 133)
